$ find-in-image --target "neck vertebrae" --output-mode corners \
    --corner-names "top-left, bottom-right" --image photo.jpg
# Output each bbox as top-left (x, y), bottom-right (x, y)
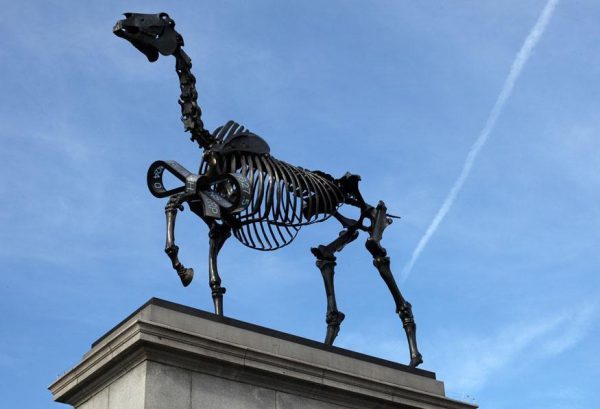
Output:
top-left (174, 48), bottom-right (214, 149)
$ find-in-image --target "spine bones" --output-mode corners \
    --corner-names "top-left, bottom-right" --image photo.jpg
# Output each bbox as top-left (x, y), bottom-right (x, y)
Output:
top-left (174, 47), bottom-right (214, 148)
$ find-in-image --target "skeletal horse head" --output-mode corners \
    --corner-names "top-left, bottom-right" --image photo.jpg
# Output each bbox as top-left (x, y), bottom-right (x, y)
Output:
top-left (113, 12), bottom-right (180, 62)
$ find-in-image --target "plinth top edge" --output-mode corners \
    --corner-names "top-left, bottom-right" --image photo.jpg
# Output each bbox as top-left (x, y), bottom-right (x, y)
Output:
top-left (93, 297), bottom-right (436, 379)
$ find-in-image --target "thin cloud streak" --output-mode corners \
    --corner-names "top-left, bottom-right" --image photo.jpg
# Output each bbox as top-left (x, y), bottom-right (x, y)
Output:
top-left (441, 301), bottom-right (597, 392)
top-left (401, 0), bottom-right (560, 281)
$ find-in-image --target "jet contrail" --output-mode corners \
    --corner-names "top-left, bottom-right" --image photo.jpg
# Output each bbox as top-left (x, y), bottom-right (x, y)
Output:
top-left (400, 0), bottom-right (559, 281)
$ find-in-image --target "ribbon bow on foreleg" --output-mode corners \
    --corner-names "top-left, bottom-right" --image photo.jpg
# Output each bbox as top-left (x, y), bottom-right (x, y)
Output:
top-left (147, 160), bottom-right (251, 218)
top-left (145, 160), bottom-right (251, 288)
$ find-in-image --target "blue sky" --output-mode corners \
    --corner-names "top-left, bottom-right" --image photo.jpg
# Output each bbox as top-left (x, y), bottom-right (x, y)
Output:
top-left (1, 1), bottom-right (599, 408)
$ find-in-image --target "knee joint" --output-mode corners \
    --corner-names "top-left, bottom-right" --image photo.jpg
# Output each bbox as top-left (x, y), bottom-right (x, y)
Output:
top-left (366, 238), bottom-right (387, 258)
top-left (326, 310), bottom-right (345, 326)
top-left (210, 281), bottom-right (226, 295)
top-left (165, 245), bottom-right (179, 256)
top-left (311, 245), bottom-right (336, 262)
top-left (165, 195), bottom-right (185, 212)
top-left (398, 302), bottom-right (415, 324)
top-left (372, 255), bottom-right (390, 269)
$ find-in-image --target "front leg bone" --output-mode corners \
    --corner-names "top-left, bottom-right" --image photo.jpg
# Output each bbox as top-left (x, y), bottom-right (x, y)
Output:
top-left (165, 194), bottom-right (194, 286)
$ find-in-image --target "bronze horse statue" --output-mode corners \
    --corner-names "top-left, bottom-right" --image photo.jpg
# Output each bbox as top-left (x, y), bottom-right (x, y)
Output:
top-left (114, 12), bottom-right (423, 367)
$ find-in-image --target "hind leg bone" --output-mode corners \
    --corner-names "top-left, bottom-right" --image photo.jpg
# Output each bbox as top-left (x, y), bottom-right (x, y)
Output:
top-left (312, 227), bottom-right (359, 345)
top-left (365, 201), bottom-right (423, 367)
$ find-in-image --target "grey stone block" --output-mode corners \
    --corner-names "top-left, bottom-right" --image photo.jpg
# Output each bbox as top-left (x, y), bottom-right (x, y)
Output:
top-left (49, 298), bottom-right (477, 409)
top-left (191, 372), bottom-right (276, 409)
top-left (145, 361), bottom-right (191, 409)
top-left (276, 391), bottom-right (345, 409)
top-left (79, 388), bottom-right (108, 409)
top-left (108, 362), bottom-right (147, 409)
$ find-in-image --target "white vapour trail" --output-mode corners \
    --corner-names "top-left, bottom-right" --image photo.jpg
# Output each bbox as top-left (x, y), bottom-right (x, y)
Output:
top-left (400, 0), bottom-right (559, 281)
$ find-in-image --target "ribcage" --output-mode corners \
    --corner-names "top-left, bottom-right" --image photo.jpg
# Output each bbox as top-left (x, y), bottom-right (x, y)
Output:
top-left (200, 122), bottom-right (344, 250)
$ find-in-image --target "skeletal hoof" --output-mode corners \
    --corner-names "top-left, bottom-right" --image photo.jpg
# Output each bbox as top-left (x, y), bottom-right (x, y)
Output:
top-left (409, 353), bottom-right (423, 368)
top-left (178, 268), bottom-right (194, 287)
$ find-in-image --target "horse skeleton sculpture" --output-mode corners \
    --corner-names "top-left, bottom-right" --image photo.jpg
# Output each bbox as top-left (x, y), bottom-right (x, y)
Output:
top-left (114, 12), bottom-right (423, 367)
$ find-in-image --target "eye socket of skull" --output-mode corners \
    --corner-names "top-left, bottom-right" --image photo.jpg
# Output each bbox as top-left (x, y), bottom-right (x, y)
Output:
top-left (145, 25), bottom-right (164, 37)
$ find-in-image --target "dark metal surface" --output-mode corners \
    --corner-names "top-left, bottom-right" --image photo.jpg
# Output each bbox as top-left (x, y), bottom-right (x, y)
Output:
top-left (114, 12), bottom-right (423, 367)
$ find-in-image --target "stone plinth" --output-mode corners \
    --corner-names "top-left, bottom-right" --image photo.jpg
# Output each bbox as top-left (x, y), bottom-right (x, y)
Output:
top-left (49, 298), bottom-right (476, 409)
